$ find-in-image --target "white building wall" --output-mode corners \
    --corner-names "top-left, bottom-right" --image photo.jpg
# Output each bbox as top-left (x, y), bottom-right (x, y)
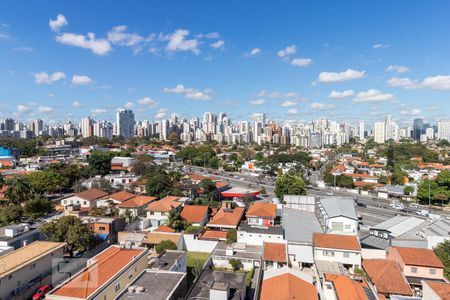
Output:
top-left (237, 230), bottom-right (284, 246)
top-left (314, 248), bottom-right (361, 268)
top-left (287, 244), bottom-right (314, 265)
top-left (326, 216), bottom-right (358, 235)
top-left (182, 234), bottom-right (218, 253)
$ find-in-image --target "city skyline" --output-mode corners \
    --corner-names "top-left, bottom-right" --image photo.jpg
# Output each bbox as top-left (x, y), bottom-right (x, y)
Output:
top-left (1, 1), bottom-right (450, 125)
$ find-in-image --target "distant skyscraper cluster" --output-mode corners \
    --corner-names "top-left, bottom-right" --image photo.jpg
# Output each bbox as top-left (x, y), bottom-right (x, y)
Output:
top-left (1, 111), bottom-right (449, 148)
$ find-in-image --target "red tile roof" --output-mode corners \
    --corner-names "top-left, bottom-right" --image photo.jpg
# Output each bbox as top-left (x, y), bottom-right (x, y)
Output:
top-left (200, 230), bottom-right (228, 240)
top-left (390, 247), bottom-right (444, 268)
top-left (117, 195), bottom-right (157, 208)
top-left (313, 233), bottom-right (361, 251)
top-left (146, 196), bottom-right (182, 212)
top-left (51, 246), bottom-right (144, 298)
top-left (363, 259), bottom-right (412, 296)
top-left (180, 205), bottom-right (209, 223)
top-left (109, 191), bottom-right (136, 202)
top-left (424, 281), bottom-right (450, 299)
top-left (75, 188), bottom-right (109, 201)
top-left (154, 225), bottom-right (176, 233)
top-left (246, 202), bottom-right (276, 218)
top-left (207, 204), bottom-right (244, 228)
top-left (260, 273), bottom-right (318, 300)
top-left (263, 242), bottom-right (287, 263)
top-left (325, 274), bottom-right (369, 300)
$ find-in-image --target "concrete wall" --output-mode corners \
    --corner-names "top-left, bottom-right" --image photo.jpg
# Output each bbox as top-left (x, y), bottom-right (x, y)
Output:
top-left (182, 234), bottom-right (218, 253)
top-left (237, 230), bottom-right (284, 246)
top-left (61, 196), bottom-right (95, 208)
top-left (361, 248), bottom-right (386, 259)
top-left (422, 281), bottom-right (441, 300)
top-left (287, 243), bottom-right (314, 265)
top-left (327, 216), bottom-right (358, 235)
top-left (314, 248), bottom-right (361, 268)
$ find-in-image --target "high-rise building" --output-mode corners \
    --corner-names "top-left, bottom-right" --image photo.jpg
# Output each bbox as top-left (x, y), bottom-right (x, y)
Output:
top-left (373, 122), bottom-right (385, 144)
top-left (413, 118), bottom-right (424, 140)
top-left (32, 119), bottom-right (44, 136)
top-left (385, 116), bottom-right (399, 142)
top-left (437, 120), bottom-right (450, 141)
top-left (80, 117), bottom-right (93, 138)
top-left (116, 109), bottom-right (135, 139)
top-left (359, 120), bottom-right (365, 140)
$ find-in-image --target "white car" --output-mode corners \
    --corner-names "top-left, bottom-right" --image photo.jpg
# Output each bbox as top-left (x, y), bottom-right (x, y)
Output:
top-left (416, 210), bottom-right (430, 217)
top-left (326, 192), bottom-right (334, 196)
top-left (409, 203), bottom-right (419, 209)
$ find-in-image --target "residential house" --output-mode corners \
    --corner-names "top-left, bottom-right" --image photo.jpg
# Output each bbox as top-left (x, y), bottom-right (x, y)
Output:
top-left (245, 202), bottom-right (277, 227)
top-left (363, 259), bottom-right (413, 298)
top-left (117, 195), bottom-right (157, 217)
top-left (387, 247), bottom-right (446, 290)
top-left (186, 269), bottom-right (247, 300)
top-left (0, 223), bottom-right (45, 250)
top-left (148, 250), bottom-right (187, 273)
top-left (260, 267), bottom-right (318, 300)
top-left (206, 202), bottom-right (245, 232)
top-left (0, 241), bottom-right (66, 300)
top-left (146, 196), bottom-right (184, 227)
top-left (316, 197), bottom-right (359, 235)
top-left (143, 231), bottom-right (183, 252)
top-left (61, 188), bottom-right (109, 210)
top-left (180, 205), bottom-right (209, 227)
top-left (47, 245), bottom-right (148, 300)
top-left (262, 242), bottom-right (288, 270)
top-left (80, 216), bottom-right (125, 242)
top-left (211, 242), bottom-right (262, 271)
top-left (283, 207), bottom-right (323, 268)
top-left (322, 273), bottom-right (377, 300)
top-left (313, 233), bottom-right (362, 271)
top-left (422, 281), bottom-right (450, 300)
top-left (96, 190), bottom-right (136, 207)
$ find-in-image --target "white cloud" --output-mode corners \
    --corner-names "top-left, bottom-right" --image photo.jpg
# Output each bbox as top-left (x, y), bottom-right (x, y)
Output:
top-left (72, 75), bottom-right (93, 85)
top-left (195, 32), bottom-right (220, 39)
top-left (281, 100), bottom-right (296, 107)
top-left (154, 108), bottom-right (168, 119)
top-left (137, 97), bottom-right (158, 107)
top-left (277, 45), bottom-right (296, 58)
top-left (318, 69), bottom-right (366, 83)
top-left (91, 108), bottom-right (106, 115)
top-left (72, 100), bottom-right (82, 108)
top-left (13, 46), bottom-right (33, 52)
top-left (162, 84), bottom-right (212, 101)
top-left (373, 43), bottom-right (390, 49)
top-left (56, 32), bottom-right (112, 55)
top-left (244, 48), bottom-right (261, 57)
top-left (310, 102), bottom-right (333, 110)
top-left (421, 75), bottom-right (450, 90)
top-left (353, 89), bottom-right (395, 103)
top-left (385, 65), bottom-right (410, 73)
top-left (400, 108), bottom-right (421, 116)
top-left (38, 106), bottom-right (54, 113)
top-left (291, 58), bottom-right (312, 67)
top-left (34, 71), bottom-right (66, 85)
top-left (163, 29), bottom-right (199, 55)
top-left (287, 108), bottom-right (299, 115)
top-left (17, 104), bottom-right (31, 113)
top-left (328, 90), bottom-right (355, 99)
top-left (107, 25), bottom-right (144, 46)
top-left (387, 75), bottom-right (450, 90)
top-left (210, 40), bottom-right (224, 49)
top-left (258, 90), bottom-right (299, 99)
top-left (49, 14), bottom-right (68, 32)
top-left (251, 99), bottom-right (265, 105)
top-left (124, 102), bottom-right (134, 108)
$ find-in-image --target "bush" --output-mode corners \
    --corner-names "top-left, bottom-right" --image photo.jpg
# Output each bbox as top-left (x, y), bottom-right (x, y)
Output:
top-left (226, 229), bottom-right (237, 244)
top-left (155, 240), bottom-right (177, 254)
top-left (184, 225), bottom-right (202, 234)
top-left (229, 259), bottom-right (243, 271)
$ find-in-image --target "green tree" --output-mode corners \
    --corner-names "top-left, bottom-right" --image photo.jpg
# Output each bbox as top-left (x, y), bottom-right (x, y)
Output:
top-left (0, 173), bottom-right (4, 188)
top-left (27, 171), bottom-right (68, 195)
top-left (41, 216), bottom-right (95, 257)
top-left (87, 151), bottom-right (113, 176)
top-left (200, 179), bottom-right (217, 200)
top-left (155, 240), bottom-right (177, 254)
top-left (274, 174), bottom-right (306, 199)
top-left (0, 204), bottom-right (23, 225)
top-left (226, 229), bottom-right (237, 244)
top-left (387, 143), bottom-right (395, 172)
top-left (417, 170), bottom-right (450, 205)
top-left (145, 169), bottom-right (172, 198)
top-left (131, 155), bottom-right (154, 176)
top-left (167, 210), bottom-right (185, 231)
top-left (254, 152), bottom-right (265, 161)
top-left (434, 240), bottom-right (450, 280)
top-left (229, 258), bottom-right (243, 271)
top-left (403, 186), bottom-right (414, 196)
top-left (391, 166), bottom-right (406, 186)
top-left (23, 197), bottom-right (53, 220)
top-left (4, 176), bottom-right (34, 204)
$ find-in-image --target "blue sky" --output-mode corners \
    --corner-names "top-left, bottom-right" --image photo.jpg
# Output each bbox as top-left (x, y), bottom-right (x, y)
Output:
top-left (0, 1), bottom-right (449, 127)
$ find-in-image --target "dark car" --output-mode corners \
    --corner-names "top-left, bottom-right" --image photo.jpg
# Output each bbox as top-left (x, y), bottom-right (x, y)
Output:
top-left (356, 202), bottom-right (367, 208)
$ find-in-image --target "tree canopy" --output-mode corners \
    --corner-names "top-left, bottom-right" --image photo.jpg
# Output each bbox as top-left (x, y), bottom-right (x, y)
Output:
top-left (23, 197), bottom-right (53, 220)
top-left (274, 174), bottom-right (306, 199)
top-left (87, 150), bottom-right (113, 176)
top-left (417, 170), bottom-right (450, 205)
top-left (434, 240), bottom-right (450, 280)
top-left (27, 171), bottom-right (68, 195)
top-left (155, 240), bottom-right (177, 254)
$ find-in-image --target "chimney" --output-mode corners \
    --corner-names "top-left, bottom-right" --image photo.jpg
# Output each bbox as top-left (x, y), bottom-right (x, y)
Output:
top-left (210, 282), bottom-right (229, 300)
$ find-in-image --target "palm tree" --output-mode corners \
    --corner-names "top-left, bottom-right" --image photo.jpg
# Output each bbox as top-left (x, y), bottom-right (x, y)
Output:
top-left (5, 176), bottom-right (35, 204)
top-left (167, 209), bottom-right (184, 231)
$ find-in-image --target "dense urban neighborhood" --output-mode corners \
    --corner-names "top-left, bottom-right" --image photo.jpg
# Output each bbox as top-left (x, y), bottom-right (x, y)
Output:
top-left (0, 115), bottom-right (449, 299)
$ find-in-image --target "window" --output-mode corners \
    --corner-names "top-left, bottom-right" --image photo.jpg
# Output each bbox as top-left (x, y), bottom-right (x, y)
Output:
top-left (323, 251), bottom-right (334, 257)
top-left (99, 226), bottom-right (106, 231)
top-left (84, 201), bottom-right (87, 205)
top-left (8, 275), bottom-right (12, 280)
top-left (411, 267), bottom-right (418, 273)
top-left (29, 263), bottom-right (36, 270)
top-left (345, 225), bottom-right (351, 229)
top-left (115, 283), bottom-right (121, 292)
top-left (430, 268), bottom-right (436, 275)
top-left (161, 212), bottom-right (166, 216)
top-left (149, 212), bottom-right (154, 216)
top-left (343, 252), bottom-right (350, 258)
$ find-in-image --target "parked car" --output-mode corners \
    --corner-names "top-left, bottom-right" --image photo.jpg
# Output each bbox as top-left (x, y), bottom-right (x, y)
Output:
top-left (416, 209), bottom-right (430, 217)
top-left (32, 284), bottom-right (52, 300)
top-left (409, 203), bottom-right (419, 209)
top-left (326, 192), bottom-right (334, 196)
top-left (356, 202), bottom-right (367, 208)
